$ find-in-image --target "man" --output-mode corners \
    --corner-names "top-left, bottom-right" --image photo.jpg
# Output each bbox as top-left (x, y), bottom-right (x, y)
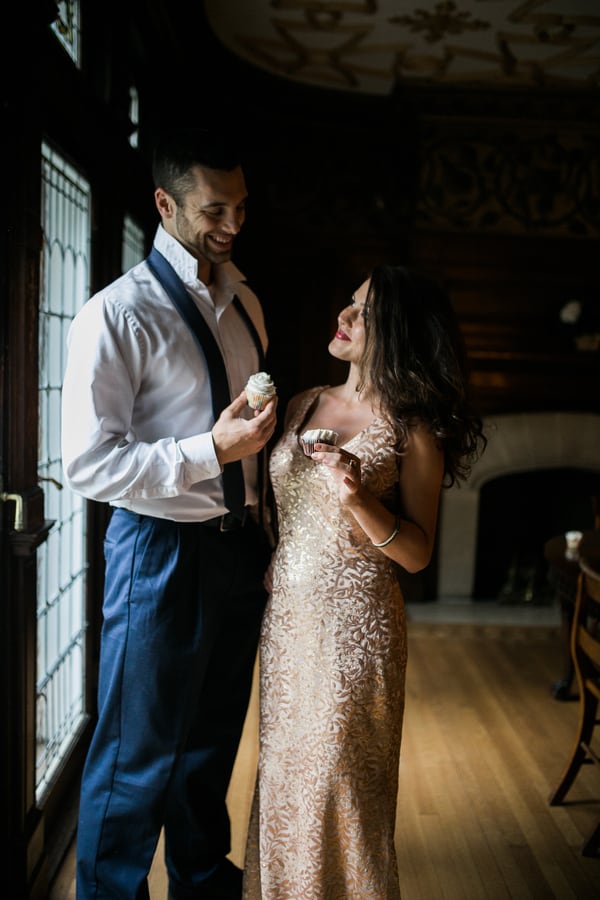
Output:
top-left (62, 128), bottom-right (277, 899)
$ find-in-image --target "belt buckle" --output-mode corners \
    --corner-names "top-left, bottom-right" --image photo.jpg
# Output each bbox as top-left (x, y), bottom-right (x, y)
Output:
top-left (219, 509), bottom-right (247, 532)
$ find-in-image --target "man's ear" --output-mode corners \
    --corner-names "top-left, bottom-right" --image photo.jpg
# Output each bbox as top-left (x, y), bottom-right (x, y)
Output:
top-left (154, 188), bottom-right (175, 220)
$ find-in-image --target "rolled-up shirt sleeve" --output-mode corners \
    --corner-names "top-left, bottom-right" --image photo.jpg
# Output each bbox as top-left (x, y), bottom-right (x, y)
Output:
top-left (61, 290), bottom-right (221, 505)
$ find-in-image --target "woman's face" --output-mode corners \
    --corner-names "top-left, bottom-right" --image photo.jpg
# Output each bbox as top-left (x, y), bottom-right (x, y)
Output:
top-left (328, 278), bottom-right (370, 363)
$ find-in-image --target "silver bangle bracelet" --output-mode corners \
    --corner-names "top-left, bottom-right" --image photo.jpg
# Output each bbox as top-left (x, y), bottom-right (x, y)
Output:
top-left (372, 516), bottom-right (401, 548)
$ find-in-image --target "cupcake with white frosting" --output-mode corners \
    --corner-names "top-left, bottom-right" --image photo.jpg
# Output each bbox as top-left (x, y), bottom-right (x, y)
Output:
top-left (245, 371), bottom-right (277, 410)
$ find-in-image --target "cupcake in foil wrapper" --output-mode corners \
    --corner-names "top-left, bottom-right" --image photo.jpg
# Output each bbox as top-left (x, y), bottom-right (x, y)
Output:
top-left (300, 428), bottom-right (339, 457)
top-left (245, 371), bottom-right (277, 410)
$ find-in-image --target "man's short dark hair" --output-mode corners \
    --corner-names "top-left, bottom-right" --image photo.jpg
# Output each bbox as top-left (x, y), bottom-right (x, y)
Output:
top-left (152, 128), bottom-right (243, 204)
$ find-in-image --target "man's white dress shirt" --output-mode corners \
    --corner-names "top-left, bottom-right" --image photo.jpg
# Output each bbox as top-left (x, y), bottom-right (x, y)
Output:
top-left (61, 225), bottom-right (267, 522)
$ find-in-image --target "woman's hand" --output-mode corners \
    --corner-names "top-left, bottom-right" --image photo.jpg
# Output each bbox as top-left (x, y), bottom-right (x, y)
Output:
top-left (311, 443), bottom-right (362, 505)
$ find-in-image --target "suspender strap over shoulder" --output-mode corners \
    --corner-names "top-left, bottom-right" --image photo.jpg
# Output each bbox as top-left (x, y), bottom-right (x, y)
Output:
top-left (146, 246), bottom-right (247, 519)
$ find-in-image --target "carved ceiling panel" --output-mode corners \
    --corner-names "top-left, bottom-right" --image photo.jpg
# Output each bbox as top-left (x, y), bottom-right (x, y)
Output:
top-left (203, 0), bottom-right (600, 95)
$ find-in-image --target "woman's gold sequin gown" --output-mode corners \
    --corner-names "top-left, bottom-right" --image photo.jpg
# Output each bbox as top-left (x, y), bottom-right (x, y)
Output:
top-left (244, 387), bottom-right (407, 900)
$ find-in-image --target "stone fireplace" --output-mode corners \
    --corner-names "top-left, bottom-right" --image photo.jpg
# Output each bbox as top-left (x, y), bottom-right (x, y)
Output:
top-left (436, 411), bottom-right (600, 600)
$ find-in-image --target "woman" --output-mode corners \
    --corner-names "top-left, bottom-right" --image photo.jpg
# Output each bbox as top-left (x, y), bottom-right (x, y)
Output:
top-left (243, 265), bottom-right (486, 899)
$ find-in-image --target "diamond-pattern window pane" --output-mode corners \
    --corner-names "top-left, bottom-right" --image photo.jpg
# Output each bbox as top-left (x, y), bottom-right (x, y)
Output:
top-left (50, 1), bottom-right (81, 67)
top-left (122, 214), bottom-right (145, 272)
top-left (37, 141), bottom-right (90, 801)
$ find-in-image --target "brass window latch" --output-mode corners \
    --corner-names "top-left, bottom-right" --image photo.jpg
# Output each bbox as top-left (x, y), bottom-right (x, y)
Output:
top-left (1, 492), bottom-right (24, 531)
top-left (1, 478), bottom-right (62, 532)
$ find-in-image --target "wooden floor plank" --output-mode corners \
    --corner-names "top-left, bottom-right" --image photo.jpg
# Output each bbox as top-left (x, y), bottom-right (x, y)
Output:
top-left (50, 622), bottom-right (600, 900)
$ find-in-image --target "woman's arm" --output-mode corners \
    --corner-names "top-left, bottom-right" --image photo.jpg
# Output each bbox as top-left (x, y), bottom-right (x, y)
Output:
top-left (312, 423), bottom-right (444, 573)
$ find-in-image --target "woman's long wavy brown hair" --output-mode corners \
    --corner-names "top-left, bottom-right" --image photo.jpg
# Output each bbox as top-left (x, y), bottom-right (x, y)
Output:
top-left (360, 265), bottom-right (487, 487)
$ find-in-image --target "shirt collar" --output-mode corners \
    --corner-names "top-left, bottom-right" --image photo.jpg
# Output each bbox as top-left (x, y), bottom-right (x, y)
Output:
top-left (152, 224), bottom-right (247, 298)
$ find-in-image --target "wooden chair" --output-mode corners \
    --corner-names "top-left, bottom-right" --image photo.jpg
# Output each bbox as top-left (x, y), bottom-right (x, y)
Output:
top-left (548, 556), bottom-right (600, 856)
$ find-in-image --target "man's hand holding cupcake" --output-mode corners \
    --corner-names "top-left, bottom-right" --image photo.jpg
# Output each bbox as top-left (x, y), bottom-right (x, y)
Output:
top-left (212, 385), bottom-right (277, 466)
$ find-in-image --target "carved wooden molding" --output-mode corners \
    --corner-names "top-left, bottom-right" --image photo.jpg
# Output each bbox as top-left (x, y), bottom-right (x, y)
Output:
top-left (417, 117), bottom-right (600, 237)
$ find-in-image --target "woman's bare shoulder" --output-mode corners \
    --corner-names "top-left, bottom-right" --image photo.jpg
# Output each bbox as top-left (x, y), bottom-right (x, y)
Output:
top-left (283, 385), bottom-right (328, 429)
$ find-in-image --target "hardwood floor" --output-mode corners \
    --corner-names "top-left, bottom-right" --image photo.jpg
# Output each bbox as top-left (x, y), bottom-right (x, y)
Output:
top-left (49, 612), bottom-right (600, 899)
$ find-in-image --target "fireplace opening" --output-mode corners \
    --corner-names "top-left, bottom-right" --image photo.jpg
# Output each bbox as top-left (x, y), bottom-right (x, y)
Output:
top-left (473, 467), bottom-right (600, 604)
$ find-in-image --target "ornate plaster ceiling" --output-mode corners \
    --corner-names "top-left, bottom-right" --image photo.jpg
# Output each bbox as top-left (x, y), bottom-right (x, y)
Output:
top-left (203, 1), bottom-right (600, 96)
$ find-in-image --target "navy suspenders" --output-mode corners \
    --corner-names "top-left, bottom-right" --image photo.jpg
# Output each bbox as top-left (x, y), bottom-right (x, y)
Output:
top-left (146, 246), bottom-right (266, 521)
